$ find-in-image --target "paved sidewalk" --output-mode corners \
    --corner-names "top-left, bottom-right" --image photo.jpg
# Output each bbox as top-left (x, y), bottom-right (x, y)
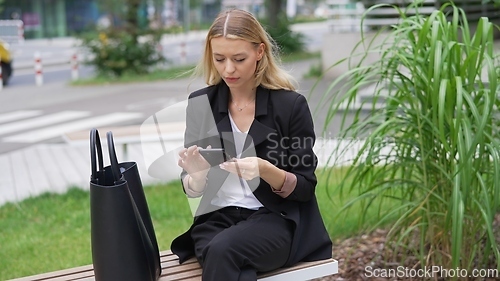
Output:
top-left (0, 130), bottom-right (364, 206)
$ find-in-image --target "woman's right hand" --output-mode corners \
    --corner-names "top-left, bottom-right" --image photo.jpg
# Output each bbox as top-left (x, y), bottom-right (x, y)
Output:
top-left (178, 145), bottom-right (211, 180)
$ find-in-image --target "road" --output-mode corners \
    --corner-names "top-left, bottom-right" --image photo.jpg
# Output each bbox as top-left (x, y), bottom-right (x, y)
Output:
top-left (0, 22), bottom-right (340, 155)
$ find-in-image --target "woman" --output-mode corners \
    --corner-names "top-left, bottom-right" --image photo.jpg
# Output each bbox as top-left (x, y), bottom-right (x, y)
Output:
top-left (171, 8), bottom-right (332, 281)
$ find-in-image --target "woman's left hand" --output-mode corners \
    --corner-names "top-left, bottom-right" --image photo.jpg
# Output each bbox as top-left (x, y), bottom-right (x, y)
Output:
top-left (219, 157), bottom-right (262, 181)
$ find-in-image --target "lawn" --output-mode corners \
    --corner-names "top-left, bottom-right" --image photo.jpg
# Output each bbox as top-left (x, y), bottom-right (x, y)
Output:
top-left (0, 167), bottom-right (397, 280)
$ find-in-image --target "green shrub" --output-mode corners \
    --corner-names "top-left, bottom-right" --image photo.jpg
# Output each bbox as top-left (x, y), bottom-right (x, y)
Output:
top-left (79, 29), bottom-right (165, 77)
top-left (262, 17), bottom-right (306, 56)
top-left (305, 62), bottom-right (323, 79)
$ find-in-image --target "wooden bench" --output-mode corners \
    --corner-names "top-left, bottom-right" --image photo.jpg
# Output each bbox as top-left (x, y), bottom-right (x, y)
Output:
top-left (9, 250), bottom-right (338, 281)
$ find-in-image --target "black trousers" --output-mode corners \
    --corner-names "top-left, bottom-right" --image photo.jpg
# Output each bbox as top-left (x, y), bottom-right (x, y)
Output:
top-left (191, 206), bottom-right (293, 281)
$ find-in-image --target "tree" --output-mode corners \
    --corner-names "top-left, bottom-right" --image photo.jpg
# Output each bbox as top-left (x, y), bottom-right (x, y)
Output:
top-left (263, 0), bottom-right (305, 55)
top-left (265, 0), bottom-right (283, 28)
top-left (124, 0), bottom-right (141, 36)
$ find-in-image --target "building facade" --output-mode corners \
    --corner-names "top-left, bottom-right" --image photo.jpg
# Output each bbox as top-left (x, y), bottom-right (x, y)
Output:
top-left (0, 0), bottom-right (229, 39)
top-left (2, 0), bottom-right (100, 39)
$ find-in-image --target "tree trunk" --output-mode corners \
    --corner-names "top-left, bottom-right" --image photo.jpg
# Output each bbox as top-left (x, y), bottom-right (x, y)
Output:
top-left (126, 0), bottom-right (141, 37)
top-left (266, 0), bottom-right (283, 28)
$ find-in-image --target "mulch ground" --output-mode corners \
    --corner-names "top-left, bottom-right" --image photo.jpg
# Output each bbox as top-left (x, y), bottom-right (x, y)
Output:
top-left (314, 213), bottom-right (500, 281)
top-left (315, 228), bottom-right (401, 281)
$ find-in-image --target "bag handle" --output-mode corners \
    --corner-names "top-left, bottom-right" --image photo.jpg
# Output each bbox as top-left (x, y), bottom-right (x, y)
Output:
top-left (90, 128), bottom-right (104, 183)
top-left (106, 131), bottom-right (123, 183)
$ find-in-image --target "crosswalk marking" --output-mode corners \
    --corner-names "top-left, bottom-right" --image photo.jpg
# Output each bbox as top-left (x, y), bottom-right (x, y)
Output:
top-left (0, 111), bottom-right (90, 136)
top-left (0, 110), bottom-right (42, 124)
top-left (3, 112), bottom-right (143, 143)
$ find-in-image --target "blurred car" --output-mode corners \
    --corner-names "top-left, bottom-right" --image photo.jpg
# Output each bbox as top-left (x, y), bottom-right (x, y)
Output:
top-left (0, 39), bottom-right (13, 85)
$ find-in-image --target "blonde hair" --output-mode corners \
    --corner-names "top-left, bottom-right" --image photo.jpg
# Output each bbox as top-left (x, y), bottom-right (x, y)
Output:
top-left (195, 9), bottom-right (296, 91)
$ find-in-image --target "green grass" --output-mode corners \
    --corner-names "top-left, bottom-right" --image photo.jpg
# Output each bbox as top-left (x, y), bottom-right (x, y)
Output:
top-left (281, 51), bottom-right (320, 63)
top-left (316, 167), bottom-right (400, 242)
top-left (304, 62), bottom-right (323, 79)
top-left (288, 16), bottom-right (328, 24)
top-left (0, 168), bottom-right (398, 280)
top-left (70, 65), bottom-right (196, 86)
top-left (0, 182), bottom-right (192, 280)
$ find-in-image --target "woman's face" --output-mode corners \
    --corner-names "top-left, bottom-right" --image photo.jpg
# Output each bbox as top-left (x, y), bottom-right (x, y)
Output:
top-left (210, 37), bottom-right (264, 92)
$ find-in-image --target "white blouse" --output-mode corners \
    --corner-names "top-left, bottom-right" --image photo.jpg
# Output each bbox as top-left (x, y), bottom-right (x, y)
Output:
top-left (210, 113), bottom-right (264, 210)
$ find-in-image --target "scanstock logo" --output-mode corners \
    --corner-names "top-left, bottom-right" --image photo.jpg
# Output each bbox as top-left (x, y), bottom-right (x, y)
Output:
top-left (140, 95), bottom-right (259, 217)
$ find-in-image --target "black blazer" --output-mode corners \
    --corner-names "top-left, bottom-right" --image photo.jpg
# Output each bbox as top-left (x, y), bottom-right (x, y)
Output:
top-left (171, 81), bottom-right (332, 266)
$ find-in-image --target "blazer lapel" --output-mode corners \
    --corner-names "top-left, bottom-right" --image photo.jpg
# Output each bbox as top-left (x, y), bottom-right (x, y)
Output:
top-left (205, 83), bottom-right (277, 157)
top-left (244, 86), bottom-right (276, 152)
top-left (207, 82), bottom-right (238, 159)
top-left (207, 116), bottom-right (237, 160)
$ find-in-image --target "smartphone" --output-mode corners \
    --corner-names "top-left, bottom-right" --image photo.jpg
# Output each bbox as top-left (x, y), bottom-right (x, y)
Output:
top-left (198, 148), bottom-right (229, 166)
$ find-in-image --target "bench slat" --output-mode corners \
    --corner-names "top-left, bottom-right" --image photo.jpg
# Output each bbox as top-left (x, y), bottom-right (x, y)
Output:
top-left (160, 268), bottom-right (203, 281)
top-left (9, 250), bottom-right (338, 281)
top-left (259, 260), bottom-right (339, 281)
top-left (8, 264), bottom-right (94, 281)
top-left (162, 260), bottom-right (201, 276)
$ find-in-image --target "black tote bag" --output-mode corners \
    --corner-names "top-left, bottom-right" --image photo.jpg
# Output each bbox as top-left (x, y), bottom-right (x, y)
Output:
top-left (89, 128), bottom-right (161, 281)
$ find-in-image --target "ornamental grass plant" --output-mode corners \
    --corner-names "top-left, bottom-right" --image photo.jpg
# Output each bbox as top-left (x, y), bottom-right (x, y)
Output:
top-left (321, 1), bottom-right (500, 275)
